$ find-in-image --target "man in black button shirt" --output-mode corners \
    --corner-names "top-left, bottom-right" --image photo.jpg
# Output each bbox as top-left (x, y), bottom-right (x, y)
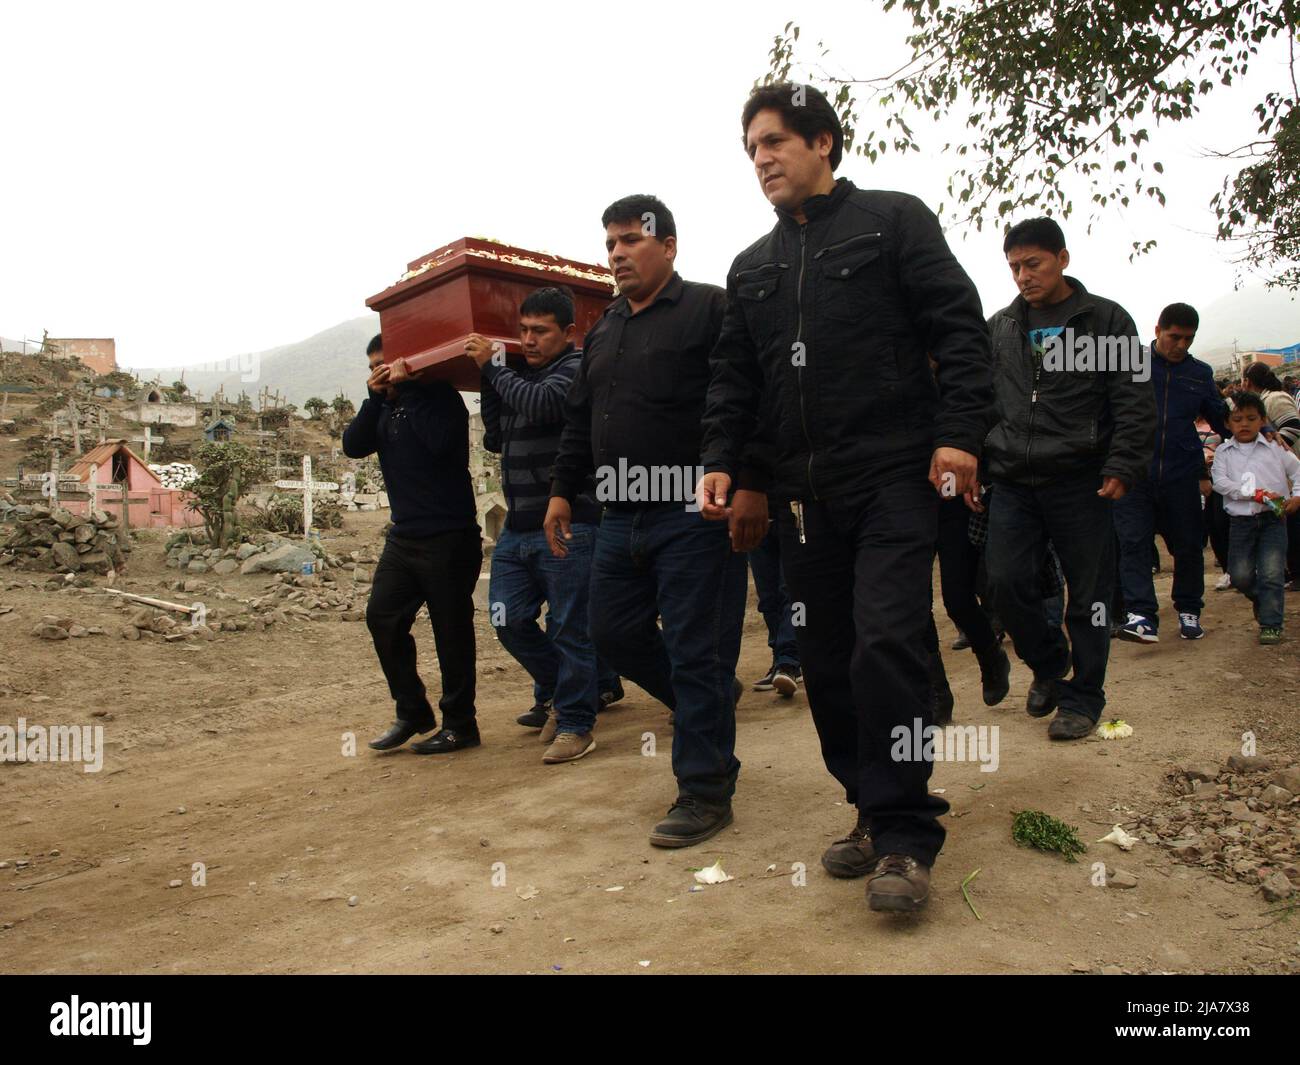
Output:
top-left (343, 334), bottom-right (484, 756)
top-left (699, 84), bottom-right (994, 913)
top-left (545, 195), bottom-right (764, 848)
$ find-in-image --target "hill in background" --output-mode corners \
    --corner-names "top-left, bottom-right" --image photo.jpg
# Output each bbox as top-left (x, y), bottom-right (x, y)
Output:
top-left (128, 315), bottom-right (380, 408)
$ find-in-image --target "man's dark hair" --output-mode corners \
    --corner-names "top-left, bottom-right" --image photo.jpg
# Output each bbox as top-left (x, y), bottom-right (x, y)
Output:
top-left (1157, 303), bottom-right (1199, 331)
top-left (601, 194), bottom-right (676, 242)
top-left (1245, 361), bottom-right (1285, 393)
top-left (1231, 391), bottom-right (1267, 419)
top-left (1003, 217), bottom-right (1067, 255)
top-left (520, 286), bottom-right (575, 329)
top-left (366, 333), bottom-right (383, 358)
top-left (740, 82), bottom-right (845, 171)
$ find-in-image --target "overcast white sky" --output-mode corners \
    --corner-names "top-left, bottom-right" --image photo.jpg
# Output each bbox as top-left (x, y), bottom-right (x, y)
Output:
top-left (2, 1), bottom-right (1294, 368)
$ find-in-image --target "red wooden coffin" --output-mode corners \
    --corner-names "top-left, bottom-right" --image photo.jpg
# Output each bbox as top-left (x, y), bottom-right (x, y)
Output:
top-left (365, 237), bottom-right (616, 391)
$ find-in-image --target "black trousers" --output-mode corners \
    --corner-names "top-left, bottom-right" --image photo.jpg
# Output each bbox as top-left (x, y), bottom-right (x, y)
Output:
top-left (778, 468), bottom-right (948, 866)
top-left (365, 527), bottom-right (482, 732)
top-left (986, 475), bottom-right (1114, 722)
top-left (1204, 488), bottom-right (1230, 571)
top-left (936, 496), bottom-right (999, 654)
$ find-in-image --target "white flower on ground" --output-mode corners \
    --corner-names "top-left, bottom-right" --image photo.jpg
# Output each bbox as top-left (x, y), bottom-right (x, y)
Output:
top-left (1096, 825), bottom-right (1138, 851)
top-left (1097, 719), bottom-right (1134, 739)
top-left (693, 860), bottom-right (734, 885)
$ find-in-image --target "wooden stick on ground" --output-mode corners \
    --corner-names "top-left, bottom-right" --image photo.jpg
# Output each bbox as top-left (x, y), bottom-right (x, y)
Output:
top-left (83, 588), bottom-right (198, 614)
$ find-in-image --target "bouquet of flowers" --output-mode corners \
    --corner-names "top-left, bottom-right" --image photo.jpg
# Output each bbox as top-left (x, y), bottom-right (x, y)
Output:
top-left (1253, 489), bottom-right (1287, 518)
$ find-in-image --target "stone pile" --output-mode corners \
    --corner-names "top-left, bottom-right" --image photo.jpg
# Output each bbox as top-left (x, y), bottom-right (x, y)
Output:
top-left (0, 496), bottom-right (130, 575)
top-left (149, 462), bottom-right (199, 489)
top-left (165, 535), bottom-right (332, 576)
top-left (1133, 755), bottom-right (1300, 902)
top-left (240, 571), bottom-right (370, 627)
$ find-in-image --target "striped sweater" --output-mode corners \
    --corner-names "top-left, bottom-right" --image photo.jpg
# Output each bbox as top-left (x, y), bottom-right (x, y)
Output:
top-left (481, 348), bottom-right (600, 532)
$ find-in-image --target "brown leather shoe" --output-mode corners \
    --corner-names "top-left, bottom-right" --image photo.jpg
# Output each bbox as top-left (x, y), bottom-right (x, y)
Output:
top-left (821, 812), bottom-right (877, 878)
top-left (540, 711), bottom-right (558, 745)
top-left (542, 731), bottom-right (596, 764)
top-left (866, 854), bottom-right (930, 912)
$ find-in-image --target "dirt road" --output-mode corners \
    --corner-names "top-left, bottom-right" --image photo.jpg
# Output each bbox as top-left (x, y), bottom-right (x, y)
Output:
top-left (2, 515), bottom-right (1298, 974)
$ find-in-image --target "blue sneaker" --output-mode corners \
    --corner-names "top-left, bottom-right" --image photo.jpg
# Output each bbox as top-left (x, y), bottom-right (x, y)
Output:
top-left (1118, 613), bottom-right (1159, 643)
top-left (1178, 612), bottom-right (1205, 640)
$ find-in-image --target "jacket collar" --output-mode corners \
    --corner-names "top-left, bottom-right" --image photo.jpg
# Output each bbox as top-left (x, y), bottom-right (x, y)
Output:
top-left (1151, 343), bottom-right (1202, 373)
top-left (775, 177), bottom-right (855, 228)
top-left (1006, 275), bottom-right (1095, 326)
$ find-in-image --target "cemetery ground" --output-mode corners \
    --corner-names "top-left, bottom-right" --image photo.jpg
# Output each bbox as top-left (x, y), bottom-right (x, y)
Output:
top-left (1, 511), bottom-right (1299, 975)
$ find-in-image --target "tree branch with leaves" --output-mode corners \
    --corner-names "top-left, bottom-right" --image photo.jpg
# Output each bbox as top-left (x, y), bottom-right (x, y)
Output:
top-left (767, 0), bottom-right (1299, 282)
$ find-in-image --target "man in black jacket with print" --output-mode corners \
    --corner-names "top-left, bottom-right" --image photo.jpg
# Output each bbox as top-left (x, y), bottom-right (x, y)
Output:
top-left (343, 333), bottom-right (483, 755)
top-left (699, 83), bottom-right (994, 914)
top-left (982, 217), bottom-right (1155, 742)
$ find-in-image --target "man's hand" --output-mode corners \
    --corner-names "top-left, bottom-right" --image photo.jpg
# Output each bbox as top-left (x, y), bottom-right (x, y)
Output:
top-left (543, 497), bottom-right (573, 557)
top-left (466, 334), bottom-right (501, 369)
top-left (697, 471), bottom-right (732, 520)
top-left (1200, 478), bottom-right (1212, 499)
top-left (1098, 476), bottom-right (1128, 500)
top-left (387, 357), bottom-right (412, 385)
top-left (929, 447), bottom-right (978, 499)
top-left (1286, 495), bottom-right (1300, 516)
top-left (727, 489), bottom-right (768, 552)
top-left (366, 362), bottom-right (391, 396)
top-left (963, 486), bottom-right (985, 514)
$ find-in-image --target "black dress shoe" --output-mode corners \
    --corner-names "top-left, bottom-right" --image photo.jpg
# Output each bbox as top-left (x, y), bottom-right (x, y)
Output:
top-left (1026, 673), bottom-right (1062, 718)
top-left (368, 721), bottom-right (429, 751)
top-left (516, 701), bottom-right (551, 728)
top-left (1048, 709), bottom-right (1094, 741)
top-left (649, 796), bottom-right (733, 848)
top-left (598, 682), bottom-right (625, 711)
top-left (410, 728), bottom-right (481, 755)
top-left (976, 643), bottom-right (1011, 706)
top-left (928, 651), bottom-right (954, 726)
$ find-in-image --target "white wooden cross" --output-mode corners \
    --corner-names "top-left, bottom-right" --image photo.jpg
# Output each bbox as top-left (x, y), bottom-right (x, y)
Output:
top-left (87, 463), bottom-right (102, 513)
top-left (130, 427), bottom-right (164, 461)
top-left (274, 455), bottom-right (337, 540)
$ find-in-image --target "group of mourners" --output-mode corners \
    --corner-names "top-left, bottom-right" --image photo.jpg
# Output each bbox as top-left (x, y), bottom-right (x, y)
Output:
top-left (340, 83), bottom-right (1300, 914)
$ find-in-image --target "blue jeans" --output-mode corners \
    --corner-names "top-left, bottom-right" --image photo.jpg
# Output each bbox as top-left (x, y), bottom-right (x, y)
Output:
top-left (1113, 474), bottom-right (1206, 621)
top-left (589, 504), bottom-right (748, 803)
top-left (986, 475), bottom-right (1115, 722)
top-left (489, 524), bottom-right (600, 734)
top-left (1228, 513), bottom-right (1288, 628)
top-left (748, 521), bottom-right (799, 670)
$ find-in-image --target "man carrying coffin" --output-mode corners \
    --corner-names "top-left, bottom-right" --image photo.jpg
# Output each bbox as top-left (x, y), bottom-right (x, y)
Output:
top-left (475, 286), bottom-right (608, 764)
top-left (344, 333), bottom-right (484, 754)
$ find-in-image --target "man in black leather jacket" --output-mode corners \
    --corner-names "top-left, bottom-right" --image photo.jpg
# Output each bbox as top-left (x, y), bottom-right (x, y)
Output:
top-left (982, 217), bottom-right (1154, 742)
top-left (699, 82), bottom-right (994, 914)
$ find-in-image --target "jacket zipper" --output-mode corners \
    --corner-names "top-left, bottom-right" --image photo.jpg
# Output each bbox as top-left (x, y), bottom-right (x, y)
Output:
top-left (811, 231), bottom-right (882, 261)
top-left (1024, 325), bottom-right (1038, 486)
top-left (1022, 305), bottom-right (1092, 487)
top-left (795, 226), bottom-right (817, 500)
top-left (1157, 355), bottom-right (1171, 482)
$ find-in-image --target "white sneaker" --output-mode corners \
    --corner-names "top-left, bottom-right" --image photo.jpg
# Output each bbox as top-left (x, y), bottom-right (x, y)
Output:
top-left (1214, 572), bottom-right (1232, 591)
